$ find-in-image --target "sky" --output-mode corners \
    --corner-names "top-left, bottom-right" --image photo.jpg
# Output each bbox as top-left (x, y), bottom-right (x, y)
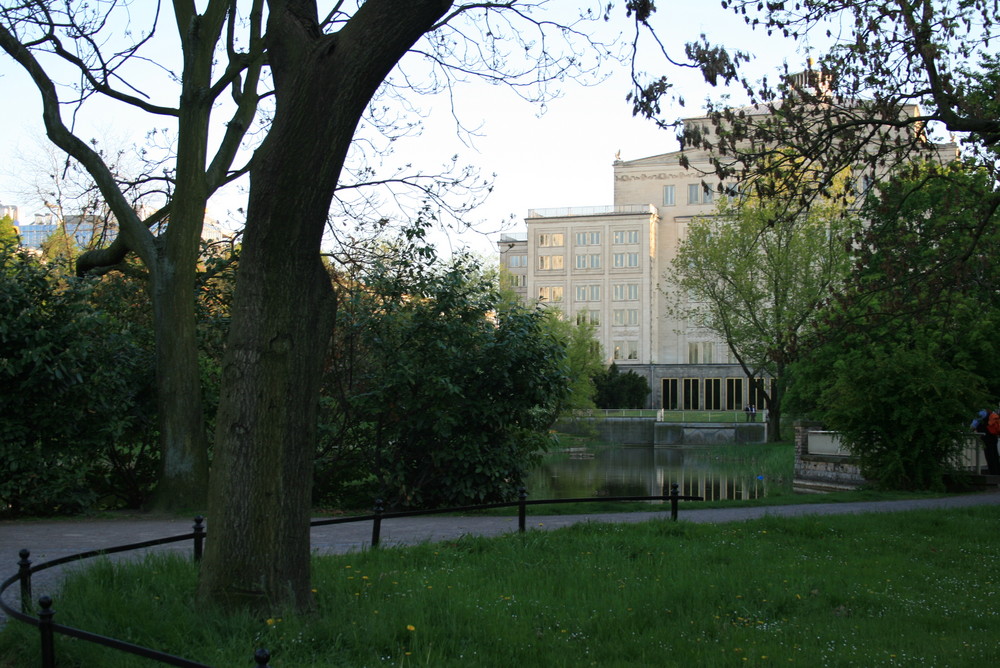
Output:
top-left (0, 2), bottom-right (812, 259)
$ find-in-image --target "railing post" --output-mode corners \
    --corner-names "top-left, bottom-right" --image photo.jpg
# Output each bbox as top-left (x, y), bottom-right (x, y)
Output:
top-left (38, 595), bottom-right (55, 668)
top-left (371, 499), bottom-right (383, 547)
top-left (18, 549), bottom-right (31, 614)
top-left (254, 648), bottom-right (271, 667)
top-left (518, 488), bottom-right (527, 533)
top-left (669, 482), bottom-right (680, 521)
top-left (192, 516), bottom-right (205, 562)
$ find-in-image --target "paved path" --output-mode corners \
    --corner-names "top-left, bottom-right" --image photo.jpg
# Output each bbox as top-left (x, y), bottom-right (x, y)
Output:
top-left (4, 490), bottom-right (1000, 624)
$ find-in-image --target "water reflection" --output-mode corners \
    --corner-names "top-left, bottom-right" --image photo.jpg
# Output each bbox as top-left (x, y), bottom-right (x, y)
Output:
top-left (526, 444), bottom-right (765, 502)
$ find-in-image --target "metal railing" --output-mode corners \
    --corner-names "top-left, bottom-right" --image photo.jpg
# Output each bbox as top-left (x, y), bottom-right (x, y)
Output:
top-left (2, 485), bottom-right (702, 667)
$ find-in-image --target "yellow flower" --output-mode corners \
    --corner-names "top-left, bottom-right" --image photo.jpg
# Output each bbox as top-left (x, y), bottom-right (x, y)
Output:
top-left (407, 624), bottom-right (416, 632)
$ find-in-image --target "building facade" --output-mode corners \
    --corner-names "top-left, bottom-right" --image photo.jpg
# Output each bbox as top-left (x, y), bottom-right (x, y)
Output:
top-left (499, 108), bottom-right (957, 411)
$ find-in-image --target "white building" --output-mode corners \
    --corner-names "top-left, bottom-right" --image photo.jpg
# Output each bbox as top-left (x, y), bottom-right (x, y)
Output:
top-left (499, 103), bottom-right (958, 411)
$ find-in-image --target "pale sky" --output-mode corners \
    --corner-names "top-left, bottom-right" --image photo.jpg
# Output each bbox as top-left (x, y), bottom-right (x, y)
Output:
top-left (0, 3), bottom-right (811, 258)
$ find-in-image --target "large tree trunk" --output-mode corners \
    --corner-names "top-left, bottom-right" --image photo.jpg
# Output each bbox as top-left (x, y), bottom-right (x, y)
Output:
top-left (199, 0), bottom-right (453, 611)
top-left (148, 259), bottom-right (210, 509)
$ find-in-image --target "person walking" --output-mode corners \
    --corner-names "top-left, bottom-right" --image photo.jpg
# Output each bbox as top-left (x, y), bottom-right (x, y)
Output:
top-left (971, 409), bottom-right (1000, 475)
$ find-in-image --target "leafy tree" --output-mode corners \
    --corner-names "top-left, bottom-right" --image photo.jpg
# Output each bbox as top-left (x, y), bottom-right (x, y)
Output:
top-left (632, 1), bottom-right (989, 230)
top-left (1, 1), bottom-right (646, 611)
top-left (321, 248), bottom-right (568, 509)
top-left (0, 247), bottom-right (156, 515)
top-left (0, 214), bottom-right (17, 247)
top-left (664, 184), bottom-right (856, 440)
top-left (786, 161), bottom-right (1000, 489)
top-left (593, 363), bottom-right (650, 409)
top-left (537, 310), bottom-right (604, 410)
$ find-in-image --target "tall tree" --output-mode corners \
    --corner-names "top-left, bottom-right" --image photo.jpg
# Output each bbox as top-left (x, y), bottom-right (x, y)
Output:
top-left (663, 182), bottom-right (856, 440)
top-left (0, 2), bottom-right (266, 509)
top-left (786, 161), bottom-right (1000, 488)
top-left (632, 0), bottom-right (984, 225)
top-left (0, 214), bottom-right (17, 247)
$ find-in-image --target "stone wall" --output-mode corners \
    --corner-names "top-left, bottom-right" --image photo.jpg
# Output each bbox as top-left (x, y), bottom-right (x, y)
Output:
top-left (793, 421), bottom-right (866, 492)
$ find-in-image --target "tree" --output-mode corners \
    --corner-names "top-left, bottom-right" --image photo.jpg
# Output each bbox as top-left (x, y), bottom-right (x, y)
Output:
top-left (593, 363), bottom-right (650, 409)
top-left (0, 2), bottom-right (265, 509)
top-left (192, 2), bottom-right (625, 612)
top-left (632, 1), bottom-right (989, 231)
top-left (0, 246), bottom-right (157, 515)
top-left (0, 214), bottom-right (17, 247)
top-left (322, 248), bottom-right (568, 509)
top-left (3, 1), bottom-right (642, 611)
top-left (785, 161), bottom-right (1000, 488)
top-left (664, 184), bottom-right (856, 440)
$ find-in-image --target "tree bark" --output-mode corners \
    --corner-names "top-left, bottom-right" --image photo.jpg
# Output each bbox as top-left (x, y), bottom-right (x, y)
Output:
top-left (199, 0), bottom-right (453, 612)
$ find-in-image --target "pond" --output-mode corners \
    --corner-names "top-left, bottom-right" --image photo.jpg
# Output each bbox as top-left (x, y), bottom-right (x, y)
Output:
top-left (525, 437), bottom-right (793, 502)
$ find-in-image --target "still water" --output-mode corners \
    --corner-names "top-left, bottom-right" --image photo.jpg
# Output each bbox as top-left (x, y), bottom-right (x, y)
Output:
top-left (525, 443), bottom-right (772, 502)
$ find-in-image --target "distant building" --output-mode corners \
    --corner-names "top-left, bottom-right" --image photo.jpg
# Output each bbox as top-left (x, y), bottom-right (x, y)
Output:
top-left (499, 98), bottom-right (958, 411)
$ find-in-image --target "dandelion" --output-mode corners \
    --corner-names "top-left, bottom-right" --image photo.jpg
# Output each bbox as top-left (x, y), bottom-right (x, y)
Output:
top-left (407, 625), bottom-right (416, 631)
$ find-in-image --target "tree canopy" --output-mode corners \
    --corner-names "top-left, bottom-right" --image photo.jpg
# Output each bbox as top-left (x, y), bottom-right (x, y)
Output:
top-left (664, 178), bottom-right (856, 439)
top-left (786, 161), bottom-right (1000, 488)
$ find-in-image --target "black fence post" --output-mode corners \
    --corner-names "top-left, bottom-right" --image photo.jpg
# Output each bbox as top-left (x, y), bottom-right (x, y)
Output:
top-left (371, 499), bottom-right (384, 547)
top-left (192, 516), bottom-right (205, 562)
top-left (254, 648), bottom-right (271, 666)
top-left (17, 549), bottom-right (31, 614)
top-left (38, 595), bottom-right (55, 668)
top-left (669, 482), bottom-right (680, 521)
top-left (518, 488), bottom-right (527, 533)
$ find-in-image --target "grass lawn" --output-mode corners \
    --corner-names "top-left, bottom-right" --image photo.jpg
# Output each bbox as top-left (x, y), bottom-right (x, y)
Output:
top-left (3, 504), bottom-right (999, 666)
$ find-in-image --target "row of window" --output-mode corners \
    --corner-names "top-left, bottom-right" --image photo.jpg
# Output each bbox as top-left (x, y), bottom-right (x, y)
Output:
top-left (538, 252), bottom-right (640, 270)
top-left (661, 377), bottom-right (771, 410)
top-left (538, 230), bottom-right (641, 247)
top-left (575, 283), bottom-right (640, 301)
top-left (572, 309), bottom-right (640, 326)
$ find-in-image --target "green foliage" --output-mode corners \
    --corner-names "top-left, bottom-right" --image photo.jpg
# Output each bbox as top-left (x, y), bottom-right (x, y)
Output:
top-left (321, 251), bottom-right (569, 509)
top-left (593, 363), bottom-right (650, 409)
top-left (0, 214), bottom-right (18, 247)
top-left (0, 248), bottom-right (156, 515)
top-left (787, 162), bottom-right (1000, 489)
top-left (666, 184), bottom-right (856, 438)
top-left (540, 310), bottom-right (604, 410)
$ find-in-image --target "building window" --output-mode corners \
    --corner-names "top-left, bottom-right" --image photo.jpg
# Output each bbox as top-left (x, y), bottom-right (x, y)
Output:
top-left (613, 253), bottom-right (625, 268)
top-left (575, 254), bottom-right (588, 269)
top-left (612, 340), bottom-right (638, 360)
top-left (589, 253), bottom-right (601, 269)
top-left (575, 254), bottom-right (601, 269)
top-left (508, 254), bottom-right (527, 268)
top-left (575, 284), bottom-right (601, 301)
top-left (538, 286), bottom-right (564, 302)
top-left (589, 310), bottom-right (601, 325)
top-left (705, 378), bottom-right (722, 410)
top-left (613, 283), bottom-right (639, 301)
top-left (575, 231), bottom-right (601, 246)
top-left (507, 273), bottom-right (526, 288)
top-left (688, 342), bottom-right (714, 364)
top-left (703, 187), bottom-right (714, 204)
top-left (688, 183), bottom-right (700, 204)
top-left (578, 310), bottom-right (601, 326)
top-left (683, 378), bottom-right (700, 409)
top-left (663, 185), bottom-right (675, 206)
top-left (613, 229), bottom-right (640, 245)
top-left (612, 309), bottom-right (638, 326)
top-left (538, 255), bottom-right (564, 270)
top-left (662, 378), bottom-right (679, 409)
top-left (627, 252), bottom-right (639, 267)
top-left (726, 377), bottom-right (744, 411)
top-left (539, 233), bottom-right (564, 247)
